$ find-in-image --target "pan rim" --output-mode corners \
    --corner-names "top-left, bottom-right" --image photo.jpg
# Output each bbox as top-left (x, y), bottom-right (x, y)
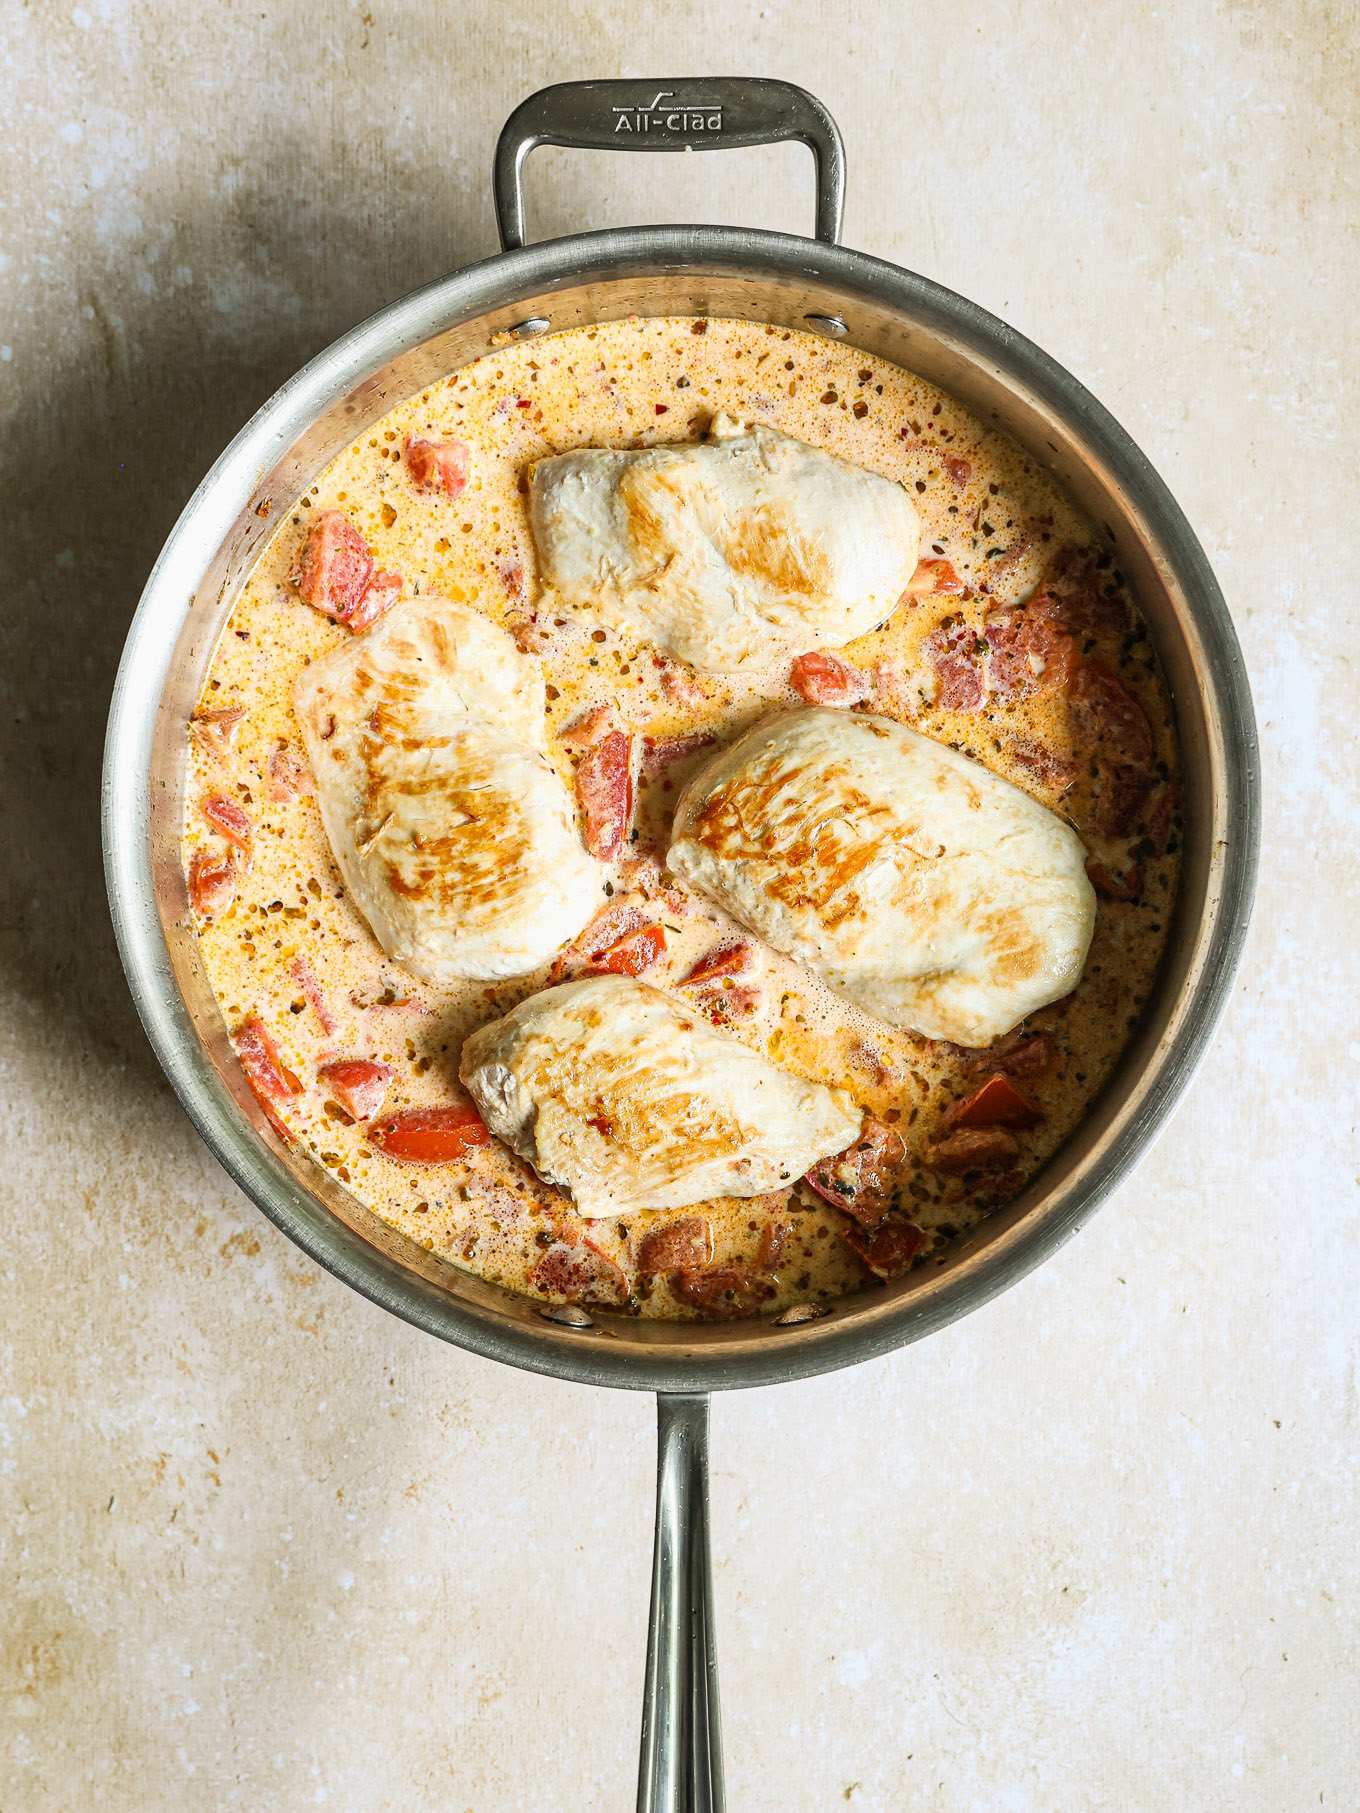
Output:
top-left (102, 223), bottom-right (1260, 1393)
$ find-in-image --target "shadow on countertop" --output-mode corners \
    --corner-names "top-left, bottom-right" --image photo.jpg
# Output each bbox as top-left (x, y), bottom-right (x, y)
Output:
top-left (0, 141), bottom-right (500, 1091)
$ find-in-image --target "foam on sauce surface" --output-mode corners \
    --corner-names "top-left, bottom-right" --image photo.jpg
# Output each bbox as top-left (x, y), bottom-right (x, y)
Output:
top-left (184, 317), bottom-right (1180, 1318)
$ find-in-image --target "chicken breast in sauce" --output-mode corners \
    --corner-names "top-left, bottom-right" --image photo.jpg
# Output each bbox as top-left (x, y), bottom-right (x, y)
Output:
top-left (186, 315), bottom-right (1180, 1323)
top-left (529, 412), bottom-right (920, 671)
top-left (460, 976), bottom-right (863, 1218)
top-left (294, 595), bottom-right (603, 983)
top-left (668, 707), bottom-right (1096, 1046)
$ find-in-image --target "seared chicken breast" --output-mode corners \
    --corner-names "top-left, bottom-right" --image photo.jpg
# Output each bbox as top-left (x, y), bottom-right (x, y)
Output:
top-left (294, 596), bottom-right (603, 983)
top-left (668, 708), bottom-right (1095, 1045)
top-left (459, 976), bottom-right (862, 1217)
top-left (529, 413), bottom-right (920, 672)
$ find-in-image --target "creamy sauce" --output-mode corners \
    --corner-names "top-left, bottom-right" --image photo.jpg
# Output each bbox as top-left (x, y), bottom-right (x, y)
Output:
top-left (183, 317), bottom-right (1180, 1318)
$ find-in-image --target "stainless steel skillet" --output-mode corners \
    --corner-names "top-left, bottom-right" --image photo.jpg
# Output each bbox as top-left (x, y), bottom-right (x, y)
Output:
top-left (101, 78), bottom-right (1259, 1812)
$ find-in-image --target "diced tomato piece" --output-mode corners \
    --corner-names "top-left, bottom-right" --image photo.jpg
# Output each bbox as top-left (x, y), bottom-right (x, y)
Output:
top-left (188, 846), bottom-right (237, 920)
top-left (976, 1167), bottom-right (1024, 1208)
top-left (317, 1057), bottom-right (395, 1121)
top-left (640, 732), bottom-right (717, 775)
top-left (576, 729), bottom-right (635, 860)
top-left (531, 1239), bottom-right (630, 1306)
top-left (1069, 662), bottom-right (1157, 844)
top-left (589, 922), bottom-right (667, 977)
top-left (507, 612), bottom-right (555, 653)
top-left (933, 1029), bottom-right (1059, 1079)
top-left (191, 706), bottom-right (246, 754)
top-left (841, 1218), bottom-right (926, 1280)
top-left (551, 902), bottom-right (650, 982)
top-left (695, 982), bottom-right (762, 1022)
top-left (291, 510), bottom-right (375, 621)
top-left (791, 649), bottom-right (871, 707)
top-left (982, 607), bottom-right (1078, 704)
top-left (934, 654), bottom-right (984, 712)
top-left (1028, 544), bottom-right (1129, 638)
top-left (804, 1118), bottom-right (905, 1226)
top-left (680, 942), bottom-right (755, 988)
top-left (287, 954), bottom-right (337, 1035)
top-left (926, 617), bottom-right (986, 712)
top-left (404, 434), bottom-right (470, 498)
top-left (1092, 761), bottom-right (1154, 839)
top-left (945, 1074), bottom-right (1043, 1131)
top-left (200, 794), bottom-right (253, 864)
top-left (560, 703), bottom-right (619, 750)
top-left (266, 740), bottom-right (313, 802)
top-left (466, 1164), bottom-right (562, 1223)
top-left (657, 658), bottom-right (705, 708)
top-left (581, 908), bottom-right (649, 958)
top-left (757, 1218), bottom-right (792, 1273)
top-left (1068, 661), bottom-right (1155, 766)
top-left (678, 941), bottom-right (762, 1020)
top-left (990, 1030), bottom-right (1058, 1080)
top-left (1009, 737), bottom-right (1078, 792)
top-left (234, 1015), bottom-right (304, 1115)
top-left (368, 1102), bottom-right (490, 1164)
top-left (670, 1265), bottom-right (774, 1320)
top-left (681, 950), bottom-right (768, 1022)
top-left (1086, 859), bottom-right (1145, 903)
top-left (345, 568), bottom-right (403, 633)
top-left (637, 1215), bottom-right (713, 1275)
top-left (925, 1126), bottom-right (1020, 1174)
top-left (501, 560), bottom-right (526, 601)
top-left (942, 454), bottom-right (972, 487)
top-left (906, 557), bottom-right (964, 598)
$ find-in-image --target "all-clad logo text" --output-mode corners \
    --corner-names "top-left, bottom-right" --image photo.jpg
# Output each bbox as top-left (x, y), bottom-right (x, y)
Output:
top-left (612, 91), bottom-right (723, 135)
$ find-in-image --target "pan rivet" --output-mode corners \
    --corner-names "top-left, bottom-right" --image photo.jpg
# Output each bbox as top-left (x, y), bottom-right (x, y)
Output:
top-left (540, 1303), bottom-right (593, 1328)
top-left (510, 317), bottom-right (551, 339)
top-left (774, 1303), bottom-right (827, 1326)
top-left (803, 313), bottom-right (848, 338)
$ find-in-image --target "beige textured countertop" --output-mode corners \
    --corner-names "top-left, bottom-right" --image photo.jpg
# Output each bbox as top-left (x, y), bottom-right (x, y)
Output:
top-left (2, 3), bottom-right (1355, 1807)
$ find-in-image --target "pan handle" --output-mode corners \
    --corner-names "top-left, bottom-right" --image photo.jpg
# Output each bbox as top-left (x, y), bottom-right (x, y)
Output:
top-left (637, 1392), bottom-right (725, 1813)
top-left (494, 78), bottom-right (845, 252)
